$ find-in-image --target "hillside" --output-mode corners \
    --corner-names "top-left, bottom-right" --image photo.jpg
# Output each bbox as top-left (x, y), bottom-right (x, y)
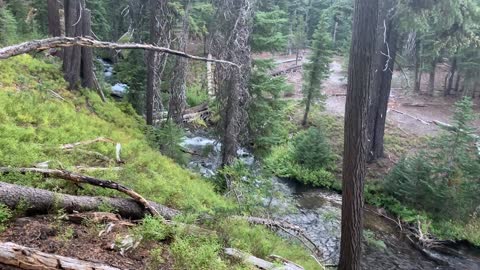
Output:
top-left (0, 55), bottom-right (321, 269)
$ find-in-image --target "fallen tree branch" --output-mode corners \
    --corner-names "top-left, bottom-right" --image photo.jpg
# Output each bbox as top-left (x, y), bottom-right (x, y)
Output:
top-left (0, 36), bottom-right (239, 67)
top-left (60, 137), bottom-right (115, 150)
top-left (390, 109), bottom-right (431, 125)
top-left (0, 242), bottom-right (120, 270)
top-left (64, 148), bottom-right (113, 163)
top-left (0, 167), bottom-right (159, 216)
top-left (0, 182), bottom-right (178, 220)
top-left (433, 120), bottom-right (480, 156)
top-left (224, 248), bottom-right (304, 270)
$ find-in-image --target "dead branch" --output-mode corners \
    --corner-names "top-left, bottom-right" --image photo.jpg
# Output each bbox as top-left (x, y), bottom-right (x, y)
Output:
top-left (0, 167), bottom-right (159, 216)
top-left (64, 148), bottom-right (113, 163)
top-left (60, 137), bottom-right (115, 150)
top-left (0, 242), bottom-right (120, 270)
top-left (390, 109), bottom-right (431, 125)
top-left (0, 36), bottom-right (239, 67)
top-left (433, 120), bottom-right (480, 156)
top-left (0, 182), bottom-right (179, 220)
top-left (224, 248), bottom-right (304, 270)
top-left (74, 166), bottom-right (123, 172)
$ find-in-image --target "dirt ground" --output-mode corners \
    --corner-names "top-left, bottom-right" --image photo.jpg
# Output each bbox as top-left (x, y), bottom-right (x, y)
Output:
top-left (279, 53), bottom-right (480, 137)
top-left (0, 214), bottom-right (173, 270)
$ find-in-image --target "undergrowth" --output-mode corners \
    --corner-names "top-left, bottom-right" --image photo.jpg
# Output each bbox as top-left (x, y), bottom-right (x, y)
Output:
top-left (0, 55), bottom-right (322, 269)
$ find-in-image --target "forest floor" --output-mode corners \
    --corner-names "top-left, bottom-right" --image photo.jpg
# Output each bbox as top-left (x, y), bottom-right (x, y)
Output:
top-left (276, 53), bottom-right (480, 137)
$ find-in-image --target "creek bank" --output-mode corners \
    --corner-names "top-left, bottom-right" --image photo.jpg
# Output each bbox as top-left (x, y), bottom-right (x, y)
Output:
top-left (180, 133), bottom-right (480, 269)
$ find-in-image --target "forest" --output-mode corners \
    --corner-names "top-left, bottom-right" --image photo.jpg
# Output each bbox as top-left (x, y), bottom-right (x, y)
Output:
top-left (0, 0), bottom-right (479, 269)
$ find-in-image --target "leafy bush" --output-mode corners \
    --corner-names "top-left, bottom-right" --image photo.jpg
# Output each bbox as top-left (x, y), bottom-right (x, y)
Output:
top-left (0, 204), bottom-right (12, 232)
top-left (171, 234), bottom-right (227, 270)
top-left (385, 98), bottom-right (480, 220)
top-left (186, 84), bottom-right (209, 107)
top-left (293, 127), bottom-right (334, 169)
top-left (147, 121), bottom-right (188, 165)
top-left (134, 216), bottom-right (171, 242)
top-left (265, 144), bottom-right (335, 188)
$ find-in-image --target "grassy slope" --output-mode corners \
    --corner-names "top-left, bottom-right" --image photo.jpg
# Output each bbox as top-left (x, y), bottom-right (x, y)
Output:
top-left (0, 55), bottom-right (322, 269)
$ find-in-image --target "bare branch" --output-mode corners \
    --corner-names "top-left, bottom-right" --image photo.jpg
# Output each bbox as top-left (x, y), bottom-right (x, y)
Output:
top-left (0, 36), bottom-right (239, 67)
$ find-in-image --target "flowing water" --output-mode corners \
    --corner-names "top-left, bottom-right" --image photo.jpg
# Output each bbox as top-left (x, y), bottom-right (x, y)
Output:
top-left (181, 133), bottom-right (480, 270)
top-left (97, 58), bottom-right (128, 97)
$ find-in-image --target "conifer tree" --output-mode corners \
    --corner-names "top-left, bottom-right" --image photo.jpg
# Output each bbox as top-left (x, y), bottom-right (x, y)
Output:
top-left (301, 18), bottom-right (332, 126)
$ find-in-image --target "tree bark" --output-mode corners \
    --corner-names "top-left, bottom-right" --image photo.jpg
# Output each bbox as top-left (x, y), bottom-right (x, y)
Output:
top-left (454, 73), bottom-right (461, 93)
top-left (146, 0), bottom-right (171, 126)
top-left (212, 0), bottom-right (253, 167)
top-left (81, 9), bottom-right (95, 89)
top-left (0, 242), bottom-right (120, 270)
top-left (63, 0), bottom-right (84, 90)
top-left (445, 57), bottom-right (457, 96)
top-left (339, 0), bottom-right (378, 269)
top-left (0, 167), bottom-right (161, 216)
top-left (367, 0), bottom-right (398, 162)
top-left (0, 182), bottom-right (179, 220)
top-left (168, 0), bottom-right (191, 124)
top-left (428, 58), bottom-right (437, 96)
top-left (47, 0), bottom-right (61, 37)
top-left (414, 39), bottom-right (422, 92)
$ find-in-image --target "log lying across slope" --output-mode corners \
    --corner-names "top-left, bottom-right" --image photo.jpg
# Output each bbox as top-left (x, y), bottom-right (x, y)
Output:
top-left (0, 167), bottom-right (159, 216)
top-left (0, 182), bottom-right (178, 220)
top-left (0, 242), bottom-right (120, 270)
top-left (0, 36), bottom-right (238, 67)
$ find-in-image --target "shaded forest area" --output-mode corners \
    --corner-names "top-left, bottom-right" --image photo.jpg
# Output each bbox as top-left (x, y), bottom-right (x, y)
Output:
top-left (0, 0), bottom-right (479, 269)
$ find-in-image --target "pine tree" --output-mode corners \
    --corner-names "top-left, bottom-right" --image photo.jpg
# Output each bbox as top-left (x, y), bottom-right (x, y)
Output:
top-left (301, 18), bottom-right (332, 126)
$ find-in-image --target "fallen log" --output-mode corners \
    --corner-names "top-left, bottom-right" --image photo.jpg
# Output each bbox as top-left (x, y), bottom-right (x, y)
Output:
top-left (224, 248), bottom-right (304, 270)
top-left (0, 242), bottom-right (120, 270)
top-left (0, 167), bottom-right (159, 216)
top-left (183, 102), bottom-right (209, 115)
top-left (271, 65), bottom-right (302, 76)
top-left (390, 109), bottom-right (431, 125)
top-left (0, 36), bottom-right (238, 67)
top-left (0, 182), bottom-right (178, 220)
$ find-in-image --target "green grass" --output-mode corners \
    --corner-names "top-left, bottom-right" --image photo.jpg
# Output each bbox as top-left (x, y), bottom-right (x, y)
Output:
top-left (0, 55), bottom-right (322, 269)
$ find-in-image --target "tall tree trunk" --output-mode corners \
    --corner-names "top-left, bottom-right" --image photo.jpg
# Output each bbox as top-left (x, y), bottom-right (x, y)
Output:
top-left (332, 20), bottom-right (338, 46)
top-left (302, 90), bottom-right (313, 126)
top-left (213, 0), bottom-right (253, 167)
top-left (168, 0), bottom-right (191, 124)
top-left (414, 39), bottom-right (422, 92)
top-left (454, 73), bottom-right (461, 93)
top-left (81, 9), bottom-right (95, 89)
top-left (428, 58), bottom-right (437, 96)
top-left (63, 0), bottom-right (84, 89)
top-left (338, 0), bottom-right (378, 269)
top-left (367, 0), bottom-right (397, 162)
top-left (47, 0), bottom-right (61, 37)
top-left (445, 57), bottom-right (457, 96)
top-left (146, 0), bottom-right (170, 126)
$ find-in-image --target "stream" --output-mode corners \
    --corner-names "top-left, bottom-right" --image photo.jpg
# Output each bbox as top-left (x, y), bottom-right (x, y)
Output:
top-left (181, 133), bottom-right (480, 270)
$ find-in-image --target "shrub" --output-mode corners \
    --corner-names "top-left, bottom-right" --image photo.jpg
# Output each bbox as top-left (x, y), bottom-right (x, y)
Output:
top-left (134, 216), bottom-right (171, 242)
top-left (0, 204), bottom-right (12, 232)
top-left (385, 98), bottom-right (480, 220)
top-left (147, 121), bottom-right (188, 165)
top-left (293, 127), bottom-right (334, 169)
top-left (171, 235), bottom-right (227, 270)
top-left (186, 84), bottom-right (209, 107)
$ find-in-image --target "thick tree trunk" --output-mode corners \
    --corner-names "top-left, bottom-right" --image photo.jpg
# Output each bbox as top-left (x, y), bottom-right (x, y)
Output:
top-left (168, 0), bottom-right (191, 124)
top-left (367, 0), bottom-right (397, 162)
top-left (338, 0), bottom-right (378, 269)
top-left (332, 21), bottom-right (338, 46)
top-left (445, 57), bottom-right (457, 96)
top-left (81, 9), bottom-right (95, 89)
top-left (47, 0), bottom-right (61, 37)
top-left (0, 182), bottom-right (179, 220)
top-left (302, 91), bottom-right (312, 127)
top-left (63, 0), bottom-right (84, 90)
top-left (428, 58), bottom-right (437, 96)
top-left (0, 242), bottom-right (120, 270)
top-left (414, 39), bottom-right (422, 92)
top-left (213, 0), bottom-right (253, 167)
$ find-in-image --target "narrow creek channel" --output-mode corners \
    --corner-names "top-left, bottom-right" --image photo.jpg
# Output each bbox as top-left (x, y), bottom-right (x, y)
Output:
top-left (180, 133), bottom-right (480, 270)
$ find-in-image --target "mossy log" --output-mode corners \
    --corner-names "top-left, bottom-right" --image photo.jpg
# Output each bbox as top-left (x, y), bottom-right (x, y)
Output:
top-left (0, 182), bottom-right (178, 220)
